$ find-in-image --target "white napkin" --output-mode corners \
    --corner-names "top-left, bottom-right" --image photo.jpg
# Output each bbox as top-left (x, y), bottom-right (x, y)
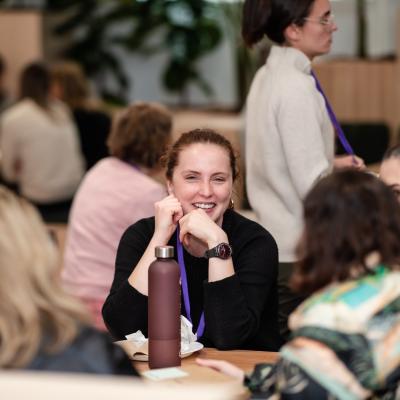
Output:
top-left (124, 330), bottom-right (148, 356)
top-left (123, 315), bottom-right (197, 357)
top-left (180, 315), bottom-right (197, 352)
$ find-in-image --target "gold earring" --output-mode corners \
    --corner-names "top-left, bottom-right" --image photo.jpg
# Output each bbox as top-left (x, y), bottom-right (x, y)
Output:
top-left (229, 199), bottom-right (234, 209)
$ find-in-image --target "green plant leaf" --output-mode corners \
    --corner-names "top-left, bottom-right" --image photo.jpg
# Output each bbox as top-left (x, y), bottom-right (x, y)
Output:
top-left (43, 0), bottom-right (223, 104)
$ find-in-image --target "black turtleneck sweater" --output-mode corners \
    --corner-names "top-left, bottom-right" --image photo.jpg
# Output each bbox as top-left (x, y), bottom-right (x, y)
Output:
top-left (103, 209), bottom-right (280, 351)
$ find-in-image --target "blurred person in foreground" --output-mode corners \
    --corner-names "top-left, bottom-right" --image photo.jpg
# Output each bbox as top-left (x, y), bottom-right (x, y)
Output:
top-left (0, 186), bottom-right (138, 376)
top-left (62, 102), bottom-right (171, 330)
top-left (379, 144), bottom-right (400, 202)
top-left (51, 61), bottom-right (111, 170)
top-left (0, 62), bottom-right (84, 222)
top-left (198, 169), bottom-right (400, 399)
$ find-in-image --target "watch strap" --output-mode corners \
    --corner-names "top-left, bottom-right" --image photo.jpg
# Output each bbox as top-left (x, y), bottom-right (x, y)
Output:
top-left (204, 242), bottom-right (232, 260)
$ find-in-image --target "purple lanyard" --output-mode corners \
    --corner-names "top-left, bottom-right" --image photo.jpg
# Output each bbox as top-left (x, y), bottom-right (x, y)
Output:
top-left (129, 162), bottom-right (140, 172)
top-left (176, 228), bottom-right (205, 338)
top-left (311, 70), bottom-right (356, 160)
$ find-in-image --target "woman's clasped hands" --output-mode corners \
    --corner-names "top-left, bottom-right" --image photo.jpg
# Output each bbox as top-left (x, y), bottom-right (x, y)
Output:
top-left (153, 194), bottom-right (183, 243)
top-left (154, 194), bottom-right (226, 252)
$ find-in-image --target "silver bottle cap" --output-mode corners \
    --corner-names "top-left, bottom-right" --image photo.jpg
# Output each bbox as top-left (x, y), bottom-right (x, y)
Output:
top-left (155, 245), bottom-right (174, 258)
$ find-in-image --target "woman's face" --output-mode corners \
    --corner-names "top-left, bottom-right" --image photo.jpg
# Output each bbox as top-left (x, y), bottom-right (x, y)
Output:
top-left (167, 143), bottom-right (233, 226)
top-left (50, 80), bottom-right (63, 100)
top-left (289, 0), bottom-right (337, 59)
top-left (380, 158), bottom-right (400, 203)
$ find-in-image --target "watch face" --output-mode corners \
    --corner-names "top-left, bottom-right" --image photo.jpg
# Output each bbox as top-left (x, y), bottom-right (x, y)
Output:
top-left (217, 243), bottom-right (232, 259)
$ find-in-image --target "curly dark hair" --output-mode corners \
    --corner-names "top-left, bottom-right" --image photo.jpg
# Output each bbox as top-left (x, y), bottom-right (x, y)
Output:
top-left (163, 128), bottom-right (239, 182)
top-left (292, 169), bottom-right (400, 295)
top-left (107, 102), bottom-right (172, 169)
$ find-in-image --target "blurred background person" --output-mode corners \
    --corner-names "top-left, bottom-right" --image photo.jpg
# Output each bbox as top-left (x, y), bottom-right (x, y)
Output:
top-left (379, 144), bottom-right (400, 202)
top-left (242, 0), bottom-right (365, 341)
top-left (0, 53), bottom-right (12, 113)
top-left (51, 61), bottom-right (111, 170)
top-left (62, 102), bottom-right (171, 331)
top-left (0, 185), bottom-right (138, 376)
top-left (198, 169), bottom-right (400, 398)
top-left (0, 62), bottom-right (84, 223)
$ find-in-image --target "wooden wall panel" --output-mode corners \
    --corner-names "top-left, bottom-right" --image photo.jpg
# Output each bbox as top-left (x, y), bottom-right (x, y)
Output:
top-left (0, 11), bottom-right (43, 98)
top-left (314, 60), bottom-right (400, 143)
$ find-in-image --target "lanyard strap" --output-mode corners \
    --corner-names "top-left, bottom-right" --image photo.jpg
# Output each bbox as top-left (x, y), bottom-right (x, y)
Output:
top-left (129, 162), bottom-right (140, 172)
top-left (311, 70), bottom-right (355, 158)
top-left (176, 228), bottom-right (205, 338)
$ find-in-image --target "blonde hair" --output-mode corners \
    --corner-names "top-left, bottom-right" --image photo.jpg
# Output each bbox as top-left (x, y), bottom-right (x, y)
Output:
top-left (51, 61), bottom-right (89, 109)
top-left (0, 187), bottom-right (90, 368)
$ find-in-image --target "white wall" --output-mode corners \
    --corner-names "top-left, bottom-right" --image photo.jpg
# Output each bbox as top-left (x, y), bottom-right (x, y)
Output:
top-left (115, 32), bottom-right (237, 107)
top-left (103, 11), bottom-right (238, 108)
top-left (365, 0), bottom-right (399, 58)
top-left (329, 0), bottom-right (400, 59)
top-left (330, 0), bottom-right (358, 58)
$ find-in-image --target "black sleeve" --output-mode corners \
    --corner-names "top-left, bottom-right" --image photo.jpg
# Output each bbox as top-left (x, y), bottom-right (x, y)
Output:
top-left (102, 218), bottom-right (154, 340)
top-left (27, 326), bottom-right (140, 376)
top-left (203, 217), bottom-right (278, 349)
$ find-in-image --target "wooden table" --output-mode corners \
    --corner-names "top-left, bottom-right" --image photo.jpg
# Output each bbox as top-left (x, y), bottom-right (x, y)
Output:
top-left (186, 347), bottom-right (278, 373)
top-left (135, 347), bottom-right (279, 387)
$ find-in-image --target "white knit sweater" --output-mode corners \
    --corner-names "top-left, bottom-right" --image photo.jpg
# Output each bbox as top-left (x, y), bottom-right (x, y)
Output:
top-left (1, 99), bottom-right (84, 203)
top-left (245, 46), bottom-right (334, 262)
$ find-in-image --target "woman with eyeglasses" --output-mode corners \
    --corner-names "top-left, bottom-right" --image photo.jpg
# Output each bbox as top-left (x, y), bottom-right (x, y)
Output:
top-left (242, 0), bottom-right (365, 342)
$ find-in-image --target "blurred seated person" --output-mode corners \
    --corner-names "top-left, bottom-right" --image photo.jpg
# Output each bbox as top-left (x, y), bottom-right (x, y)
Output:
top-left (62, 102), bottom-right (171, 330)
top-left (198, 169), bottom-right (400, 399)
top-left (51, 61), bottom-right (111, 170)
top-left (379, 144), bottom-right (400, 202)
top-left (0, 62), bottom-right (84, 222)
top-left (0, 186), bottom-right (138, 376)
top-left (0, 54), bottom-right (12, 113)
top-left (103, 129), bottom-right (281, 351)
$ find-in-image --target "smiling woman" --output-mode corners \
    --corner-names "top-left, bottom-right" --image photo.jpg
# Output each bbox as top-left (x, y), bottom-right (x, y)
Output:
top-left (102, 128), bottom-right (281, 351)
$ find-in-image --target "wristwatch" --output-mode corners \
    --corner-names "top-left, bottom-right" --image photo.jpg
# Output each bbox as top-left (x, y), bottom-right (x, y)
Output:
top-left (204, 243), bottom-right (233, 260)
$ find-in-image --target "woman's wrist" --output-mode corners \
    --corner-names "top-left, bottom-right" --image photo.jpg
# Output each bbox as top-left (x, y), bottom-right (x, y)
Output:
top-left (206, 229), bottom-right (228, 248)
top-left (151, 229), bottom-right (172, 247)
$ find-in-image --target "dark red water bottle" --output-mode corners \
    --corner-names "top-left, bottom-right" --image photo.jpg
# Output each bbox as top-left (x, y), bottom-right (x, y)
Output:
top-left (148, 245), bottom-right (181, 369)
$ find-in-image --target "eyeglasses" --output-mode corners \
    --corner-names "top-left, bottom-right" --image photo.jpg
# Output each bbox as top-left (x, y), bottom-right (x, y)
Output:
top-left (303, 13), bottom-right (335, 27)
